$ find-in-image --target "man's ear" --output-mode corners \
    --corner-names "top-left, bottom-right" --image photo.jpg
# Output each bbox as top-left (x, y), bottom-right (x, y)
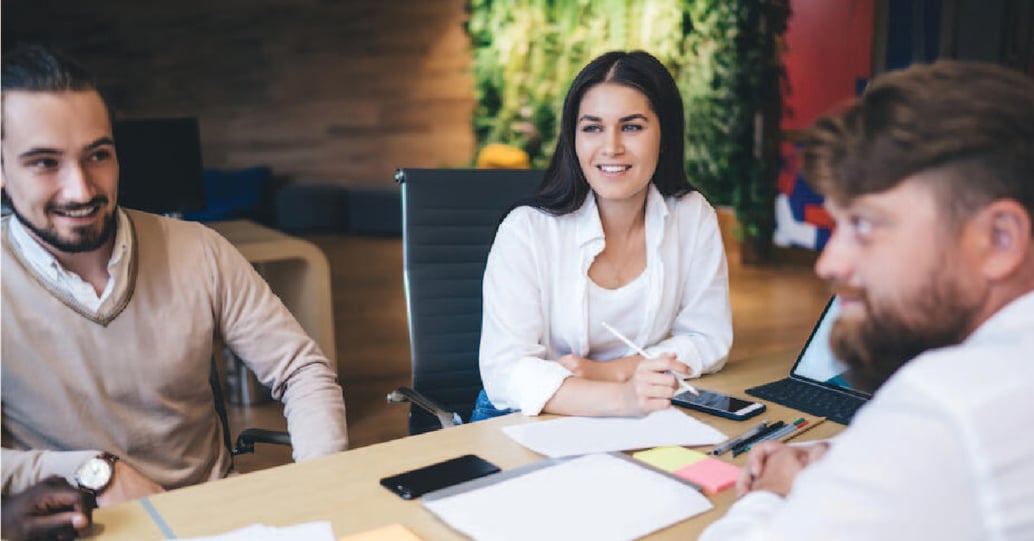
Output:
top-left (981, 199), bottom-right (1032, 281)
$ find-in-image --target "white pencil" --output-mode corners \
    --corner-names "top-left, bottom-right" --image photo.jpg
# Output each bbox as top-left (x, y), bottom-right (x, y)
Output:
top-left (601, 321), bottom-right (700, 396)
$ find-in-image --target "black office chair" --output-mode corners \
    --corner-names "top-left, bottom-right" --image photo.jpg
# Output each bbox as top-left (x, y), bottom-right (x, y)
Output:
top-left (209, 354), bottom-right (291, 457)
top-left (388, 168), bottom-right (543, 434)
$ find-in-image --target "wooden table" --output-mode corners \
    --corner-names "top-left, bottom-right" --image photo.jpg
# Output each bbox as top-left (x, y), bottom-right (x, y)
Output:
top-left (87, 348), bottom-right (842, 540)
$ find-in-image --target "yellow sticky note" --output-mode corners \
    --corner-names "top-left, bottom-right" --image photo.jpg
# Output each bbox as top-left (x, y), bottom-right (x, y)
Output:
top-left (632, 446), bottom-right (708, 473)
top-left (339, 524), bottom-right (424, 541)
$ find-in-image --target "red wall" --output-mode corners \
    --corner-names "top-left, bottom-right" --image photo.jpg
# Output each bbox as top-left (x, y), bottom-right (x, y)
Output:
top-left (782, 0), bottom-right (874, 131)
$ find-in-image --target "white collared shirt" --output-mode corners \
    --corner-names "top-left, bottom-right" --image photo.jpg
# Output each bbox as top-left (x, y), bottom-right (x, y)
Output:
top-left (479, 185), bottom-right (733, 414)
top-left (700, 291), bottom-right (1034, 541)
top-left (8, 208), bottom-right (132, 315)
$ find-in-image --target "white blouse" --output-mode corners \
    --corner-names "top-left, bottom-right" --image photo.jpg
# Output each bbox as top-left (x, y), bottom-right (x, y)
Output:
top-left (479, 185), bottom-right (733, 414)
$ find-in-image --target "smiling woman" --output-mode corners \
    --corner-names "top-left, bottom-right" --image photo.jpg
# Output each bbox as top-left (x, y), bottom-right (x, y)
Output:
top-left (474, 50), bottom-right (733, 421)
top-left (575, 83), bottom-right (661, 211)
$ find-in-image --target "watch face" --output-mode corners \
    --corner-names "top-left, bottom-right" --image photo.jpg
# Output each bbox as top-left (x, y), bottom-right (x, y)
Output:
top-left (77, 456), bottom-right (114, 490)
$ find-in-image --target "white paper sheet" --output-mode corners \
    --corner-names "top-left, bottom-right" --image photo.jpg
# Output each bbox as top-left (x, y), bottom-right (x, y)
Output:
top-left (174, 520), bottom-right (335, 541)
top-left (423, 453), bottom-right (713, 541)
top-left (502, 408), bottom-right (726, 457)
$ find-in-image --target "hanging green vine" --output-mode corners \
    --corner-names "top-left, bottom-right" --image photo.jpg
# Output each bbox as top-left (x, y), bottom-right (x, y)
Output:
top-left (681, 0), bottom-right (789, 242)
top-left (468, 0), bottom-right (788, 248)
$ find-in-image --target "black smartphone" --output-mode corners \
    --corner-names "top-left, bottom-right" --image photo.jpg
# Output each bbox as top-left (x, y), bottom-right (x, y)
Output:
top-left (379, 454), bottom-right (501, 500)
top-left (673, 389), bottom-right (766, 421)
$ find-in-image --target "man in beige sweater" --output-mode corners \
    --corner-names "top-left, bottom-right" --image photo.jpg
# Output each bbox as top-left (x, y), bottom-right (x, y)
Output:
top-left (1, 45), bottom-right (349, 509)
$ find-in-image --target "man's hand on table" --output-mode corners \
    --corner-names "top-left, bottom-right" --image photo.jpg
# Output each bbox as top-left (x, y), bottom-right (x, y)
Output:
top-left (736, 440), bottom-right (830, 497)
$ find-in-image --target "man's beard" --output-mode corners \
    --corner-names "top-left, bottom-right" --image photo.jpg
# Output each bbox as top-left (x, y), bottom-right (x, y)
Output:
top-left (829, 267), bottom-right (979, 393)
top-left (11, 197), bottom-right (117, 253)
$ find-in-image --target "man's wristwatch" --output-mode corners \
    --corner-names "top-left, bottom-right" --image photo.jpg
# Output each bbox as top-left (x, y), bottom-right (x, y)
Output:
top-left (74, 452), bottom-right (119, 507)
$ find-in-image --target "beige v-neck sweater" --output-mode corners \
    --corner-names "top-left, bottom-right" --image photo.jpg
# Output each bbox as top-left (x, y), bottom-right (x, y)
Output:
top-left (1, 210), bottom-right (348, 494)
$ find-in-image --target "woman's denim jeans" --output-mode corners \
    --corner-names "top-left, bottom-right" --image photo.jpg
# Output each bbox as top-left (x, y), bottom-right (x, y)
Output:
top-left (469, 389), bottom-right (517, 422)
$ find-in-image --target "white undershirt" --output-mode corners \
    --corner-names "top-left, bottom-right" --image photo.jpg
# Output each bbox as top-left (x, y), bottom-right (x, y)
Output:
top-left (8, 208), bottom-right (131, 314)
top-left (586, 270), bottom-right (648, 361)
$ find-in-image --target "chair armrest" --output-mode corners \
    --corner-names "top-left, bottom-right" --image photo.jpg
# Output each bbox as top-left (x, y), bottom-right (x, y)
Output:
top-left (234, 428), bottom-right (292, 456)
top-left (387, 386), bottom-right (463, 429)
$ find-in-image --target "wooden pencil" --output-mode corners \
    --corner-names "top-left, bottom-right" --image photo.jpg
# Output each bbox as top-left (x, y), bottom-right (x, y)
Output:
top-left (780, 417), bottom-right (827, 443)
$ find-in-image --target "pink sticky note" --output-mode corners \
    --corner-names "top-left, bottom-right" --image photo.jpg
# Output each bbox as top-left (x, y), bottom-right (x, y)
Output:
top-left (674, 457), bottom-right (741, 495)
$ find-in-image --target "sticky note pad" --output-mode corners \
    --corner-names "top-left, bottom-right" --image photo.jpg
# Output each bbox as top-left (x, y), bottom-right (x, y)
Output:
top-left (339, 524), bottom-right (424, 541)
top-left (632, 446), bottom-right (708, 473)
top-left (674, 458), bottom-right (741, 495)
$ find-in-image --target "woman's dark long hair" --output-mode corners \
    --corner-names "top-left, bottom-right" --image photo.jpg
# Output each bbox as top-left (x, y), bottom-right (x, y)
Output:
top-left (520, 50), bottom-right (694, 216)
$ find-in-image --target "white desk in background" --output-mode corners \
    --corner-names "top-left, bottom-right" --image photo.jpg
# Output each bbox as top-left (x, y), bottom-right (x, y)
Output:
top-left (207, 219), bottom-right (336, 365)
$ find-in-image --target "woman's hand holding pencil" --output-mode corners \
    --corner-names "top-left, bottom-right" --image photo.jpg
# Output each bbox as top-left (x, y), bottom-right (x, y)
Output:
top-left (619, 353), bottom-right (695, 415)
top-left (601, 322), bottom-right (700, 397)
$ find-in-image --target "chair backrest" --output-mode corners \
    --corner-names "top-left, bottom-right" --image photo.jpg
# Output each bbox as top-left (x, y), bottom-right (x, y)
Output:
top-left (397, 168), bottom-right (543, 434)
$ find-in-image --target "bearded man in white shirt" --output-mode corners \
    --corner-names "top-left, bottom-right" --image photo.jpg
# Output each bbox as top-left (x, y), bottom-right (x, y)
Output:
top-left (701, 61), bottom-right (1034, 540)
top-left (1, 45), bottom-right (348, 510)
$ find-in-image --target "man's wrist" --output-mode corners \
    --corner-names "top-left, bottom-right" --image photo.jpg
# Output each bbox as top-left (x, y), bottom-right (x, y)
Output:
top-left (74, 452), bottom-right (119, 506)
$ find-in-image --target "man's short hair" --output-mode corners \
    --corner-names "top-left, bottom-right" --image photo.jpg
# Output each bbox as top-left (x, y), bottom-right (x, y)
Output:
top-left (1, 44), bottom-right (106, 139)
top-left (803, 61), bottom-right (1034, 229)
top-left (1, 44), bottom-right (98, 93)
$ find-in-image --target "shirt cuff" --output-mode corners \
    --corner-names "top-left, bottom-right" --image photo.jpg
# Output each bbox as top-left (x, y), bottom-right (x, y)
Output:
top-left (48, 450), bottom-right (103, 487)
top-left (510, 360), bottom-right (573, 415)
top-left (699, 491), bottom-right (786, 541)
top-left (731, 490), bottom-right (786, 515)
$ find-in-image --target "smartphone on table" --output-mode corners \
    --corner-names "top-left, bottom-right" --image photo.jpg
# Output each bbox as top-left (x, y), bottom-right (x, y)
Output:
top-left (672, 388), bottom-right (766, 421)
top-left (380, 454), bottom-right (501, 500)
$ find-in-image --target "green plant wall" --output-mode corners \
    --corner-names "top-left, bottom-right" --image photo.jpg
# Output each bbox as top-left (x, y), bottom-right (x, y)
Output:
top-left (681, 0), bottom-right (787, 242)
top-left (468, 0), bottom-right (787, 245)
top-left (469, 0), bottom-right (688, 165)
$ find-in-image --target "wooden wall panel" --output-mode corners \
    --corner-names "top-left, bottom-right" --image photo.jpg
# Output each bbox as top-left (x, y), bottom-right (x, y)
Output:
top-left (2, 0), bottom-right (476, 188)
